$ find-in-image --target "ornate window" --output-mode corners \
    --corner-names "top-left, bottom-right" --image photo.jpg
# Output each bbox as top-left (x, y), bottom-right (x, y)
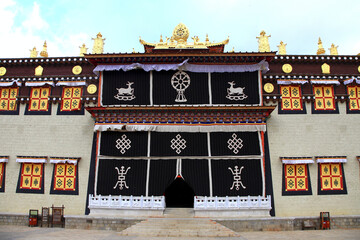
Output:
top-left (60, 87), bottom-right (82, 112)
top-left (0, 87), bottom-right (19, 114)
top-left (50, 157), bottom-right (79, 195)
top-left (347, 86), bottom-right (360, 112)
top-left (0, 156), bottom-right (8, 192)
top-left (317, 157), bottom-right (347, 195)
top-left (279, 85), bottom-right (305, 113)
top-left (16, 156), bottom-right (47, 194)
top-left (27, 87), bottom-right (51, 113)
top-left (312, 85), bottom-right (337, 112)
top-left (281, 157), bottom-right (313, 195)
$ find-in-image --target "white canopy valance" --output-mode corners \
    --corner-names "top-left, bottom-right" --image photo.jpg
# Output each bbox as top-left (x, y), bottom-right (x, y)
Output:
top-left (16, 156), bottom-right (47, 163)
top-left (0, 156), bottom-right (9, 163)
top-left (277, 80), bottom-right (308, 85)
top-left (0, 80), bottom-right (21, 87)
top-left (310, 80), bottom-right (340, 85)
top-left (316, 157), bottom-right (347, 163)
top-left (281, 157), bottom-right (314, 164)
top-left (343, 77), bottom-right (360, 85)
top-left (25, 81), bottom-right (55, 87)
top-left (49, 157), bottom-right (80, 165)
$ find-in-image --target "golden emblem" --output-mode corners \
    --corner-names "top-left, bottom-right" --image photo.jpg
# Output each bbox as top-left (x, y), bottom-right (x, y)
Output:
top-left (35, 65), bottom-right (43, 76)
top-left (264, 83), bottom-right (274, 93)
top-left (277, 41), bottom-right (287, 55)
top-left (282, 64), bottom-right (293, 73)
top-left (317, 37), bottom-right (325, 55)
top-left (358, 66), bottom-right (360, 73)
top-left (87, 84), bottom-right (97, 94)
top-left (0, 67), bottom-right (6, 76)
top-left (256, 30), bottom-right (271, 52)
top-left (72, 65), bottom-right (82, 75)
top-left (321, 63), bottom-right (330, 74)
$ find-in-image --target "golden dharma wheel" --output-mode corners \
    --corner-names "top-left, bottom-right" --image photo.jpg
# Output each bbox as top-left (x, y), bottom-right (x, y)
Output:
top-left (282, 64), bottom-right (293, 73)
top-left (72, 65), bottom-right (82, 75)
top-left (0, 67), bottom-right (6, 76)
top-left (87, 84), bottom-right (97, 94)
top-left (264, 83), bottom-right (274, 93)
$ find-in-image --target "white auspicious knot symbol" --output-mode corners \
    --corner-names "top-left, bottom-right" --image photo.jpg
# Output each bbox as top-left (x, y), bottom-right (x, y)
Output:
top-left (115, 134), bottom-right (131, 154)
top-left (228, 166), bottom-right (246, 190)
top-left (113, 166), bottom-right (131, 190)
top-left (227, 133), bottom-right (243, 154)
top-left (170, 134), bottom-right (187, 154)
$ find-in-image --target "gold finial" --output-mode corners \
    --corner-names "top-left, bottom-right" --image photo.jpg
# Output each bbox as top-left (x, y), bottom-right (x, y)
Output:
top-left (30, 47), bottom-right (38, 58)
top-left (317, 37), bottom-right (325, 55)
top-left (277, 41), bottom-right (287, 55)
top-left (92, 32), bottom-right (105, 54)
top-left (132, 48), bottom-right (136, 53)
top-left (160, 35), bottom-right (163, 42)
top-left (40, 41), bottom-right (48, 57)
top-left (230, 47), bottom-right (235, 53)
top-left (256, 30), bottom-right (271, 52)
top-left (79, 43), bottom-right (88, 56)
top-left (205, 34), bottom-right (209, 43)
top-left (329, 43), bottom-right (338, 55)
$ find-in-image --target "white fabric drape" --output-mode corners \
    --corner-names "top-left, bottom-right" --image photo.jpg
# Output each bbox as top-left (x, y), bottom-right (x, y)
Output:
top-left (316, 157), bottom-right (347, 163)
top-left (310, 80), bottom-right (340, 85)
top-left (55, 81), bottom-right (86, 86)
top-left (25, 82), bottom-right (55, 87)
top-left (277, 80), bottom-right (308, 85)
top-left (49, 157), bottom-right (79, 165)
top-left (16, 157), bottom-right (47, 163)
top-left (0, 80), bottom-right (21, 87)
top-left (0, 157), bottom-right (9, 163)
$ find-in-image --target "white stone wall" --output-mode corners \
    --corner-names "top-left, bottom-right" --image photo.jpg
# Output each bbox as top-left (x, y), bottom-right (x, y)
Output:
top-left (0, 104), bottom-right (94, 215)
top-left (267, 102), bottom-right (360, 217)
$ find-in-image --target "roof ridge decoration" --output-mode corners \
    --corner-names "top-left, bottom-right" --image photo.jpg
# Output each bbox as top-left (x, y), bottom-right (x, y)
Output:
top-left (139, 23), bottom-right (229, 50)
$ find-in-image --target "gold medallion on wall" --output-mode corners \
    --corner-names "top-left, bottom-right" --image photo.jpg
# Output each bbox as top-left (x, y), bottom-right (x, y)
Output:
top-left (358, 65), bottom-right (360, 73)
top-left (0, 67), bottom-right (6, 76)
top-left (72, 65), bottom-right (82, 75)
top-left (264, 83), bottom-right (274, 93)
top-left (282, 64), bottom-right (293, 73)
top-left (87, 84), bottom-right (97, 94)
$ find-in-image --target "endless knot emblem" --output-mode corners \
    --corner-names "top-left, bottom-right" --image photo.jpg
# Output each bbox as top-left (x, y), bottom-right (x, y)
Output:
top-left (227, 133), bottom-right (243, 154)
top-left (115, 134), bottom-right (131, 154)
top-left (228, 166), bottom-right (246, 190)
top-left (171, 71), bottom-right (191, 102)
top-left (113, 166), bottom-right (131, 190)
top-left (170, 134), bottom-right (187, 154)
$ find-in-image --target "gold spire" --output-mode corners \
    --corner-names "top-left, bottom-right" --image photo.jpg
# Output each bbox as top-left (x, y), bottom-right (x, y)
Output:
top-left (30, 47), bottom-right (38, 58)
top-left (92, 32), bottom-right (105, 54)
top-left (40, 41), bottom-right (48, 57)
top-left (329, 43), bottom-right (338, 55)
top-left (277, 41), bottom-right (287, 55)
top-left (79, 43), bottom-right (88, 56)
top-left (256, 30), bottom-right (271, 52)
top-left (317, 37), bottom-right (325, 55)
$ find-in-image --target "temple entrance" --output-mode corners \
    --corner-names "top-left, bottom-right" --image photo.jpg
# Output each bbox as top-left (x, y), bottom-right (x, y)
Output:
top-left (165, 177), bottom-right (195, 208)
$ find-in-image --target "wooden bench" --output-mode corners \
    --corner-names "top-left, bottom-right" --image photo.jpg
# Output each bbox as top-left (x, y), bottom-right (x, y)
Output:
top-left (302, 220), bottom-right (317, 230)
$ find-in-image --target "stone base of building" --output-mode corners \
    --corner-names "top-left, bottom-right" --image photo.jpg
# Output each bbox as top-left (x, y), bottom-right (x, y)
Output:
top-left (195, 208), bottom-right (271, 218)
top-left (89, 208), bottom-right (164, 217)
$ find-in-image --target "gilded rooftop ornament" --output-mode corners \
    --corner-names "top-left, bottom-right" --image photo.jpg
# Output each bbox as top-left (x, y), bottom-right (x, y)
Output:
top-left (79, 43), bottom-right (88, 56)
top-left (256, 30), bottom-right (271, 52)
top-left (277, 41), bottom-right (287, 55)
top-left (139, 23), bottom-right (229, 50)
top-left (317, 37), bottom-right (325, 55)
top-left (92, 32), bottom-right (105, 54)
top-left (329, 43), bottom-right (338, 55)
top-left (30, 47), bottom-right (38, 58)
top-left (40, 41), bottom-right (48, 57)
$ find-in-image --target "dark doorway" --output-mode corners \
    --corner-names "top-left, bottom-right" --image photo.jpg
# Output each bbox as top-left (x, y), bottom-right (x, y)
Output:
top-left (165, 177), bottom-right (195, 208)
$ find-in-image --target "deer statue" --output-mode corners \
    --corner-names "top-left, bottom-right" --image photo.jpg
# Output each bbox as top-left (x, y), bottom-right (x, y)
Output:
top-left (227, 81), bottom-right (245, 95)
top-left (116, 82), bottom-right (134, 95)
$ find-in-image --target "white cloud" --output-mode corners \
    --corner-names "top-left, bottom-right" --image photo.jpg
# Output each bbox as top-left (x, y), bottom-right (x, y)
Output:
top-left (21, 2), bottom-right (49, 33)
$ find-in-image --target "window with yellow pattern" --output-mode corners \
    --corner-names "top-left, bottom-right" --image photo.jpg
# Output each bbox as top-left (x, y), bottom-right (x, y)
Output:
top-left (16, 163), bottom-right (44, 194)
top-left (28, 87), bottom-right (50, 111)
top-left (51, 163), bottom-right (78, 195)
top-left (347, 86), bottom-right (360, 111)
top-left (283, 164), bottom-right (312, 195)
top-left (60, 87), bottom-right (82, 111)
top-left (280, 85), bottom-right (303, 111)
top-left (318, 163), bottom-right (347, 195)
top-left (313, 85), bottom-right (336, 111)
top-left (0, 87), bottom-right (18, 111)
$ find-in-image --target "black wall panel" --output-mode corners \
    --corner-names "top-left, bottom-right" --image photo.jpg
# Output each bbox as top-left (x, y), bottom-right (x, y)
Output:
top-left (148, 159), bottom-right (177, 196)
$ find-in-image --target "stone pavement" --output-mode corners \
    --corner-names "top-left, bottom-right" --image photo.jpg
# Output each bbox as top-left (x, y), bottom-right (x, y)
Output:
top-left (0, 225), bottom-right (360, 240)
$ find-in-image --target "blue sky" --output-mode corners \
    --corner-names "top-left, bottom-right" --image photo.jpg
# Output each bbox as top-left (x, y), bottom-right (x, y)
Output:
top-left (1, 0), bottom-right (360, 58)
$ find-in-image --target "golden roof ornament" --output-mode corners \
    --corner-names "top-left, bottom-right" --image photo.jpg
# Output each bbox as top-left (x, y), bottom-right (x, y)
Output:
top-left (79, 43), bottom-right (88, 56)
top-left (40, 41), bottom-right (48, 57)
top-left (256, 30), bottom-right (271, 52)
top-left (30, 47), bottom-right (38, 58)
top-left (317, 37), bottom-right (325, 55)
top-left (92, 32), bottom-right (105, 54)
top-left (139, 23), bottom-right (229, 50)
top-left (277, 41), bottom-right (287, 55)
top-left (329, 43), bottom-right (338, 55)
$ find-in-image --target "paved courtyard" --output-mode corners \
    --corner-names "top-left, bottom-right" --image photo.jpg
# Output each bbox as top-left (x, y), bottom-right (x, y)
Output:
top-left (0, 225), bottom-right (359, 240)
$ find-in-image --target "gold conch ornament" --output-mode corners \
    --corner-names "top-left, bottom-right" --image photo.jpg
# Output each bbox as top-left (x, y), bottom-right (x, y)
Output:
top-left (321, 63), bottom-right (330, 74)
top-left (317, 37), bottom-right (325, 55)
top-left (35, 65), bottom-right (43, 76)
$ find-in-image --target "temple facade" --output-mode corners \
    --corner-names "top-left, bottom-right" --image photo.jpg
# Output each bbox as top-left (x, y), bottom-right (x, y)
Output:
top-left (0, 24), bottom-right (359, 218)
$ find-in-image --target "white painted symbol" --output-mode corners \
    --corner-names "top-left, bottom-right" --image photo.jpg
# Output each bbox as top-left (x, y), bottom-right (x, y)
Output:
top-left (226, 81), bottom-right (248, 101)
top-left (115, 134), bottom-right (131, 154)
top-left (227, 133), bottom-right (243, 154)
top-left (170, 134), bottom-right (187, 154)
top-left (171, 71), bottom-right (190, 102)
top-left (114, 81), bottom-right (136, 101)
top-left (113, 166), bottom-right (131, 190)
top-left (228, 166), bottom-right (246, 190)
